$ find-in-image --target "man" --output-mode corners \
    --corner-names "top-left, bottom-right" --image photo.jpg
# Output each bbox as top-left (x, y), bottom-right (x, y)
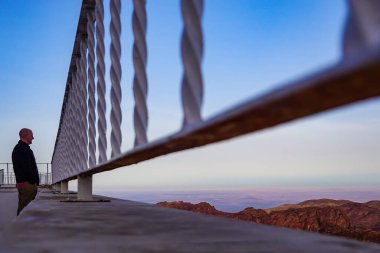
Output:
top-left (12, 128), bottom-right (40, 215)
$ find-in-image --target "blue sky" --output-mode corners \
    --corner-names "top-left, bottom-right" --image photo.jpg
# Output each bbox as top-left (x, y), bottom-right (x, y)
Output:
top-left (0, 0), bottom-right (379, 194)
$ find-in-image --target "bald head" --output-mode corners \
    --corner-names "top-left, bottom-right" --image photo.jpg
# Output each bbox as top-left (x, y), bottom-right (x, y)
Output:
top-left (19, 128), bottom-right (34, 145)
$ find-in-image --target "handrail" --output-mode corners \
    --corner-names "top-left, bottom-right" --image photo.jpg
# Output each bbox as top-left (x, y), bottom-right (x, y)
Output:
top-left (51, 0), bottom-right (380, 195)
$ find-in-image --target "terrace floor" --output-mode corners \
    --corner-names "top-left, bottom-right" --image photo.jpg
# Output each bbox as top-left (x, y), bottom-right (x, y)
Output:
top-left (0, 188), bottom-right (379, 253)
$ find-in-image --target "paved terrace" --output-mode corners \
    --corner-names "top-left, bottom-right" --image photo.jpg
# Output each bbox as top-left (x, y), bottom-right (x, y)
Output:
top-left (1, 189), bottom-right (380, 253)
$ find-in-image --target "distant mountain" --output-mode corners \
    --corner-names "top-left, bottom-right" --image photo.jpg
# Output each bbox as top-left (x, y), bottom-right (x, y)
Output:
top-left (157, 199), bottom-right (380, 243)
top-left (366, 200), bottom-right (380, 209)
top-left (265, 198), bottom-right (354, 214)
top-left (298, 199), bottom-right (354, 206)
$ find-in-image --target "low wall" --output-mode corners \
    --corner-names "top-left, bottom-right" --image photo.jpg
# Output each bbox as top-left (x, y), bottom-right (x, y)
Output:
top-left (1, 190), bottom-right (380, 253)
top-left (0, 188), bottom-right (18, 235)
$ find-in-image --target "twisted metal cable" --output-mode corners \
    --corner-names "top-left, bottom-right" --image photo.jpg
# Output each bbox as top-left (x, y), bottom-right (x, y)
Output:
top-left (180, 0), bottom-right (204, 127)
top-left (96, 0), bottom-right (107, 163)
top-left (64, 84), bottom-right (71, 176)
top-left (60, 119), bottom-right (66, 176)
top-left (79, 38), bottom-right (89, 170)
top-left (87, 10), bottom-right (96, 167)
top-left (342, 0), bottom-right (380, 59)
top-left (73, 63), bottom-right (82, 174)
top-left (52, 158), bottom-right (56, 182)
top-left (62, 116), bottom-right (68, 172)
top-left (74, 58), bottom-right (83, 174)
top-left (63, 95), bottom-right (69, 175)
top-left (60, 121), bottom-right (65, 171)
top-left (65, 91), bottom-right (72, 175)
top-left (55, 135), bottom-right (62, 178)
top-left (132, 0), bottom-right (148, 147)
top-left (68, 81), bottom-right (76, 175)
top-left (110, 0), bottom-right (122, 157)
top-left (70, 87), bottom-right (77, 174)
top-left (65, 118), bottom-right (70, 173)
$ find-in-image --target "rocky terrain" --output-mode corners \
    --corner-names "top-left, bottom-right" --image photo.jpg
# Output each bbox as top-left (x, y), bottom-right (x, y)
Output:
top-left (157, 199), bottom-right (380, 243)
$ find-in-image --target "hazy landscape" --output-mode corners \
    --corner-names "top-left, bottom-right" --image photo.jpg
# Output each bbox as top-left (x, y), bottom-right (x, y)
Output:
top-left (95, 188), bottom-right (380, 212)
top-left (96, 187), bottom-right (380, 243)
top-left (158, 198), bottom-right (380, 243)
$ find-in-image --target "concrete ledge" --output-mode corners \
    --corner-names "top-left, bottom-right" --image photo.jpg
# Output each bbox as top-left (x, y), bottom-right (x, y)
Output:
top-left (0, 188), bottom-right (17, 236)
top-left (1, 190), bottom-right (379, 253)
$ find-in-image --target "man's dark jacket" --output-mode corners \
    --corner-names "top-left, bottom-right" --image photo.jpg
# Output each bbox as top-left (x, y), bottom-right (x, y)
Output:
top-left (12, 140), bottom-right (40, 185)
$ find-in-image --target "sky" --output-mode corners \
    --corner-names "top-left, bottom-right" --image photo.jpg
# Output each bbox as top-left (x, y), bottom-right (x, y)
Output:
top-left (0, 0), bottom-right (379, 200)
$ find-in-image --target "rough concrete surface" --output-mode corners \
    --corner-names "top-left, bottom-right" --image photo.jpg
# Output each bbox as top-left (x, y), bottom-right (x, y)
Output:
top-left (1, 190), bottom-right (380, 253)
top-left (0, 188), bottom-right (18, 235)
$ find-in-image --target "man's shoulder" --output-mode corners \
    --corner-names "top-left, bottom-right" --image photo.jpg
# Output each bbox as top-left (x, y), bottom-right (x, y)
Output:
top-left (12, 142), bottom-right (29, 154)
top-left (12, 143), bottom-right (20, 152)
top-left (13, 142), bottom-right (23, 150)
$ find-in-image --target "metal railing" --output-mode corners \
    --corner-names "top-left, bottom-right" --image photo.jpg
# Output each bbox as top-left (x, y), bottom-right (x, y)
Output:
top-left (0, 170), bottom-right (3, 185)
top-left (0, 163), bottom-right (52, 186)
top-left (51, 0), bottom-right (380, 196)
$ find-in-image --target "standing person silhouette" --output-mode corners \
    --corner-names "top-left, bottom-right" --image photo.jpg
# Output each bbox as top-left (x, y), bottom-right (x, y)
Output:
top-left (12, 128), bottom-right (40, 215)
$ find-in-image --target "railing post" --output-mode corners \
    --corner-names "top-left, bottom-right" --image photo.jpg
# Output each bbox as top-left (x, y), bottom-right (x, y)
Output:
top-left (77, 174), bottom-right (92, 200)
top-left (53, 183), bottom-right (60, 191)
top-left (0, 169), bottom-right (4, 185)
top-left (6, 163), bottom-right (9, 185)
top-left (46, 163), bottom-right (49, 184)
top-left (60, 181), bottom-right (68, 194)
